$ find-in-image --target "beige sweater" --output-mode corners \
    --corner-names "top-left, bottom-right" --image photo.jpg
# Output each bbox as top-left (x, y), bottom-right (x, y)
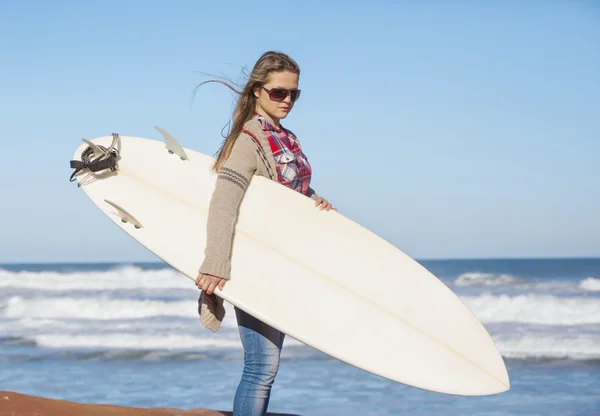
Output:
top-left (197, 116), bottom-right (320, 331)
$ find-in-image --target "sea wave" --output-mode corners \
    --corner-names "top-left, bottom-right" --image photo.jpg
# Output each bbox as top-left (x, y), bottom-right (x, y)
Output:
top-left (32, 333), bottom-right (305, 350)
top-left (455, 272), bottom-right (524, 286)
top-left (579, 277), bottom-right (600, 292)
top-left (3, 296), bottom-right (198, 320)
top-left (3, 292), bottom-right (600, 327)
top-left (463, 294), bottom-right (600, 325)
top-left (35, 333), bottom-right (244, 349)
top-left (5, 332), bottom-right (599, 362)
top-left (495, 334), bottom-right (600, 360)
top-left (2, 266), bottom-right (597, 296)
top-left (0, 265), bottom-right (193, 291)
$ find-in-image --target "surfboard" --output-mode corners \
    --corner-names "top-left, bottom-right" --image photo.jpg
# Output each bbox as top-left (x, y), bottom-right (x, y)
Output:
top-left (70, 130), bottom-right (510, 396)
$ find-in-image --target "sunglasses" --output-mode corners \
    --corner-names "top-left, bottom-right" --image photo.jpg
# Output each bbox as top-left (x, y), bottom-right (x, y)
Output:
top-left (262, 87), bottom-right (301, 103)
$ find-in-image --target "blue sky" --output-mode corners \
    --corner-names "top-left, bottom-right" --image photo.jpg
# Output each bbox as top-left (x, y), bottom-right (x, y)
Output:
top-left (0, 1), bottom-right (598, 263)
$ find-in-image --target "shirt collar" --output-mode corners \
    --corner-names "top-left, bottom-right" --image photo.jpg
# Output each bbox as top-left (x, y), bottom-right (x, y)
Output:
top-left (255, 113), bottom-right (283, 132)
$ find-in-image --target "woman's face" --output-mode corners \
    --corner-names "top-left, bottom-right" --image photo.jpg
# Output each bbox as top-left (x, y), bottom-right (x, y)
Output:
top-left (254, 70), bottom-right (299, 125)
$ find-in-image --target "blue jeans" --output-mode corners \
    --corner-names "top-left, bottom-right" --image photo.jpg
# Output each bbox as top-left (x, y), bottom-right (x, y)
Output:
top-left (233, 307), bottom-right (285, 416)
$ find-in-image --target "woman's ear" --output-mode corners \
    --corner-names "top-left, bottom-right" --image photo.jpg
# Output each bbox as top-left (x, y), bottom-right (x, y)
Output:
top-left (252, 86), bottom-right (260, 99)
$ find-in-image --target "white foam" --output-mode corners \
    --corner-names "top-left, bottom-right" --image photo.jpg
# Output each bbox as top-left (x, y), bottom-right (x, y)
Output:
top-left (463, 294), bottom-right (600, 325)
top-left (455, 272), bottom-right (523, 286)
top-left (3, 296), bottom-right (197, 320)
top-left (35, 333), bottom-right (242, 349)
top-left (495, 334), bottom-right (600, 360)
top-left (579, 277), bottom-right (600, 292)
top-left (26, 331), bottom-right (600, 360)
top-left (34, 333), bottom-right (304, 350)
top-left (0, 265), bottom-right (194, 291)
top-left (2, 296), bottom-right (241, 330)
top-left (4, 291), bottom-right (599, 327)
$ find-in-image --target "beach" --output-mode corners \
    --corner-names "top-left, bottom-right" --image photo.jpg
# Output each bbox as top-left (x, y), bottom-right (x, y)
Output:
top-left (0, 391), bottom-right (298, 415)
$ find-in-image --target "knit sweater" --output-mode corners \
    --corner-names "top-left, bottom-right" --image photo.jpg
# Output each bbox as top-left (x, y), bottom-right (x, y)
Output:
top-left (197, 115), bottom-right (320, 331)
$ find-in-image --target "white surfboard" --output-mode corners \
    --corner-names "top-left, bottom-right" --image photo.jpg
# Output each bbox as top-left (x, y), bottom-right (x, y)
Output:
top-left (70, 131), bottom-right (509, 396)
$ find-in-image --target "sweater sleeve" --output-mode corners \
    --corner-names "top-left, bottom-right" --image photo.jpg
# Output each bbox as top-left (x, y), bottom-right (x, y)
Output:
top-left (306, 186), bottom-right (319, 201)
top-left (198, 134), bottom-right (258, 279)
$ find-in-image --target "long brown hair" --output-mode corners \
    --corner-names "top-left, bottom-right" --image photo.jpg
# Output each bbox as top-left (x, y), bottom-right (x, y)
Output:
top-left (194, 51), bottom-right (301, 172)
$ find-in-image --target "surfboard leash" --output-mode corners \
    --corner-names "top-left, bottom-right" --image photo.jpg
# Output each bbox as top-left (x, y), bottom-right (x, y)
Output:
top-left (69, 134), bottom-right (120, 186)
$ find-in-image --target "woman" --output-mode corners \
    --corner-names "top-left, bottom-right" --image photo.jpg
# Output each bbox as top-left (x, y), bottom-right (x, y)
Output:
top-left (194, 51), bottom-right (334, 416)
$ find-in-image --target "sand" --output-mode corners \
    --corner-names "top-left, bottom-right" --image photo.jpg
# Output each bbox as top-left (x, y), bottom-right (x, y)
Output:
top-left (0, 392), bottom-right (298, 416)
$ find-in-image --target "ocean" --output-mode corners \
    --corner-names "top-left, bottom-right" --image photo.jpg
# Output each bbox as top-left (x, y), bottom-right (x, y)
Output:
top-left (1, 259), bottom-right (599, 415)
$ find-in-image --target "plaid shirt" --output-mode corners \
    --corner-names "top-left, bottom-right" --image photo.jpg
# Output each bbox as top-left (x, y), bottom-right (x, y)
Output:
top-left (256, 114), bottom-right (312, 195)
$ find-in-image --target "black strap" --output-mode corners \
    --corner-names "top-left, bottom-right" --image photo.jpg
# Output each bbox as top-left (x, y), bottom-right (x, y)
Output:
top-left (69, 145), bottom-right (119, 184)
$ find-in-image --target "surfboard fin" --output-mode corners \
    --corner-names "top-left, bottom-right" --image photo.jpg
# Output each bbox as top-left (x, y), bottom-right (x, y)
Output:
top-left (81, 139), bottom-right (106, 162)
top-left (105, 133), bottom-right (119, 157)
top-left (104, 199), bottom-right (143, 229)
top-left (154, 126), bottom-right (189, 161)
top-left (81, 133), bottom-right (120, 162)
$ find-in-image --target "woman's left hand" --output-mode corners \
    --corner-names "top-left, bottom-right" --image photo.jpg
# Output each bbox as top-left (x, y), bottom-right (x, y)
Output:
top-left (314, 197), bottom-right (336, 211)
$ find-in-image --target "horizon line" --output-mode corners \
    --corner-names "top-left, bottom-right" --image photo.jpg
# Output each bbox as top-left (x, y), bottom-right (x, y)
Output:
top-left (1, 256), bottom-right (599, 266)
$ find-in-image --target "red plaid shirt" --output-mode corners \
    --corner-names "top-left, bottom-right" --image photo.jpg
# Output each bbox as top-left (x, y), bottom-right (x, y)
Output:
top-left (256, 114), bottom-right (312, 195)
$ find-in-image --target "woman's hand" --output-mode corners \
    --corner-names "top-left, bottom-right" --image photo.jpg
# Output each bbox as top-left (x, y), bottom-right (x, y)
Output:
top-left (314, 197), bottom-right (336, 211)
top-left (195, 273), bottom-right (226, 295)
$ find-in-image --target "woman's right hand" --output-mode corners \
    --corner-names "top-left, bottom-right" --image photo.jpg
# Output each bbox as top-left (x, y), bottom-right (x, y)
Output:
top-left (314, 196), bottom-right (336, 211)
top-left (195, 273), bottom-right (226, 295)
